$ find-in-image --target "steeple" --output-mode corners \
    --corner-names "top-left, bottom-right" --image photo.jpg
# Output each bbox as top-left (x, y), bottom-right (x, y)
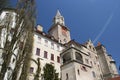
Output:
top-left (48, 10), bottom-right (71, 44)
top-left (56, 10), bottom-right (61, 17)
top-left (53, 10), bottom-right (65, 26)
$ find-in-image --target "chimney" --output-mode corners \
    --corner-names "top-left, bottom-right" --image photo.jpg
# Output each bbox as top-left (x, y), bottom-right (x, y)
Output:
top-left (97, 42), bottom-right (101, 46)
top-left (37, 25), bottom-right (43, 32)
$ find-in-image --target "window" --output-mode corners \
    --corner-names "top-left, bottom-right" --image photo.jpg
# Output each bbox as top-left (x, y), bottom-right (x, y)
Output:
top-left (51, 54), bottom-right (54, 61)
top-left (38, 36), bottom-right (41, 43)
top-left (81, 66), bottom-right (87, 71)
top-left (60, 40), bottom-right (62, 43)
top-left (57, 45), bottom-right (60, 51)
top-left (36, 48), bottom-right (40, 56)
top-left (90, 61), bottom-right (93, 66)
top-left (95, 56), bottom-right (98, 60)
top-left (51, 42), bottom-right (54, 49)
top-left (44, 51), bottom-right (48, 58)
top-left (30, 67), bottom-right (34, 73)
top-left (64, 39), bottom-right (67, 43)
top-left (88, 52), bottom-right (91, 58)
top-left (92, 71), bottom-right (96, 78)
top-left (45, 39), bottom-right (48, 46)
top-left (77, 69), bottom-right (80, 75)
top-left (12, 58), bottom-right (15, 63)
top-left (85, 59), bottom-right (89, 64)
top-left (89, 45), bottom-right (91, 49)
top-left (93, 48), bottom-right (95, 51)
top-left (94, 61), bottom-right (96, 65)
top-left (63, 53), bottom-right (71, 64)
top-left (75, 52), bottom-right (83, 63)
top-left (57, 56), bottom-right (60, 63)
top-left (19, 42), bottom-right (23, 50)
top-left (66, 73), bottom-right (69, 79)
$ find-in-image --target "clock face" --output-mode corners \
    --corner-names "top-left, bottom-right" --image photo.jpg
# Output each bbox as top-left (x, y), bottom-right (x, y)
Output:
top-left (62, 27), bottom-right (67, 37)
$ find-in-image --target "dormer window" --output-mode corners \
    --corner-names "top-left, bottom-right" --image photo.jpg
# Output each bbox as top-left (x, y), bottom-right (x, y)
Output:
top-left (89, 45), bottom-right (91, 49)
top-left (64, 39), bottom-right (67, 43)
top-left (93, 48), bottom-right (95, 51)
top-left (51, 42), bottom-right (54, 49)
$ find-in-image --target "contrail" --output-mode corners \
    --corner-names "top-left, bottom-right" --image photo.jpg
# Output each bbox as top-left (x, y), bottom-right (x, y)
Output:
top-left (93, 13), bottom-right (114, 44)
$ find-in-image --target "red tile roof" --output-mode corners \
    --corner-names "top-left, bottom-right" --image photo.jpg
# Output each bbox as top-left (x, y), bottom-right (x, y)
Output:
top-left (108, 76), bottom-right (120, 80)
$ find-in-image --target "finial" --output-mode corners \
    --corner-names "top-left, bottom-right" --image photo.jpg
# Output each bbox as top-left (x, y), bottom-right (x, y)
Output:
top-left (88, 39), bottom-right (92, 42)
top-left (56, 9), bottom-right (61, 17)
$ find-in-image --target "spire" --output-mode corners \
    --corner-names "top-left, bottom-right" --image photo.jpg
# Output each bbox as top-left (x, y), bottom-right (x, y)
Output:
top-left (56, 10), bottom-right (61, 17)
top-left (88, 39), bottom-right (92, 43)
top-left (53, 10), bottom-right (65, 25)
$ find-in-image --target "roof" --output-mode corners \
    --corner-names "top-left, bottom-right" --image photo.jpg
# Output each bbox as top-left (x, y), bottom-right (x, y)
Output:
top-left (48, 23), bottom-right (70, 33)
top-left (34, 29), bottom-right (63, 46)
top-left (64, 39), bottom-right (87, 48)
top-left (108, 76), bottom-right (120, 80)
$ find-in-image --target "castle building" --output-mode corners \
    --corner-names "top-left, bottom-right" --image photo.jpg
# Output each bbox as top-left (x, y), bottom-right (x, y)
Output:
top-left (28, 10), bottom-right (118, 80)
top-left (48, 10), bottom-right (71, 44)
top-left (96, 43), bottom-right (118, 80)
top-left (0, 8), bottom-right (18, 73)
top-left (0, 8), bottom-right (27, 80)
top-left (0, 8), bottom-right (118, 80)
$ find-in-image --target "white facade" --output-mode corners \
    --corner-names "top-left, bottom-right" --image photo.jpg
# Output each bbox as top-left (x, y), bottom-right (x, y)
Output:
top-left (0, 8), bottom-right (28, 80)
top-left (28, 31), bottom-right (64, 80)
top-left (0, 9), bottom-right (17, 72)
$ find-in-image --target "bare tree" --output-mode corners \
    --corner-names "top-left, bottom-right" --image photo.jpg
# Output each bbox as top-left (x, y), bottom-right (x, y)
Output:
top-left (0, 0), bottom-right (36, 80)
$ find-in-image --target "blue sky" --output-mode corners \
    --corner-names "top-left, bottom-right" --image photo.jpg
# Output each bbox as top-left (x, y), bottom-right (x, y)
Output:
top-left (35, 0), bottom-right (120, 73)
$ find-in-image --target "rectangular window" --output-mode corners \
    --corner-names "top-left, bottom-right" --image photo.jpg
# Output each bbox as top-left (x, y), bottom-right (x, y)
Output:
top-left (77, 69), bottom-right (80, 75)
top-left (85, 59), bottom-right (89, 64)
top-left (51, 42), bottom-right (54, 49)
top-left (92, 71), bottom-right (96, 78)
top-left (30, 67), bottom-right (34, 73)
top-left (51, 54), bottom-right (54, 61)
top-left (44, 51), bottom-right (48, 58)
top-left (88, 52), bottom-right (91, 58)
top-left (57, 56), bottom-right (60, 63)
top-left (38, 36), bottom-right (41, 43)
top-left (19, 42), bottom-right (23, 50)
top-left (36, 48), bottom-right (40, 56)
top-left (45, 40), bottom-right (48, 46)
top-left (57, 45), bottom-right (60, 51)
top-left (66, 73), bottom-right (69, 79)
top-left (90, 61), bottom-right (93, 66)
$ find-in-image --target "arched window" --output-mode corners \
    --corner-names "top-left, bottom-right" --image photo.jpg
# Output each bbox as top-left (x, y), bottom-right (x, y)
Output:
top-left (63, 53), bottom-right (71, 64)
top-left (75, 52), bottom-right (83, 63)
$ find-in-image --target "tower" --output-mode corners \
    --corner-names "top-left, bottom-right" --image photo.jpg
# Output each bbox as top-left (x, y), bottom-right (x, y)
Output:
top-left (61, 40), bottom-right (94, 80)
top-left (95, 43), bottom-right (118, 80)
top-left (48, 10), bottom-right (71, 44)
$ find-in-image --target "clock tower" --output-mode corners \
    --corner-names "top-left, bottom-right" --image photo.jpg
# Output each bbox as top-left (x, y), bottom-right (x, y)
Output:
top-left (48, 10), bottom-right (71, 44)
